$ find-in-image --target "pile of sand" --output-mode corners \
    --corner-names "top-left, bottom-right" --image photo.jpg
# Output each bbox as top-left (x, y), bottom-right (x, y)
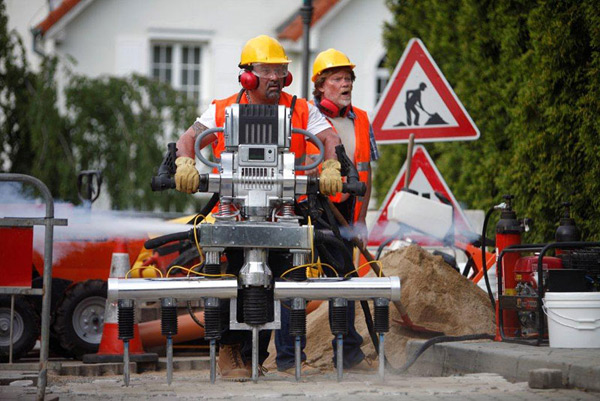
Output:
top-left (264, 245), bottom-right (495, 371)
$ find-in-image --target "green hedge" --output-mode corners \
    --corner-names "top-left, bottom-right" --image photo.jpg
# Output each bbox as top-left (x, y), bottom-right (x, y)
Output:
top-left (376, 0), bottom-right (600, 242)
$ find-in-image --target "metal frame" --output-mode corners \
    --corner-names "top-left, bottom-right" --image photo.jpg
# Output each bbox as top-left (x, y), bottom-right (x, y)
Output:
top-left (496, 244), bottom-right (545, 345)
top-left (0, 174), bottom-right (67, 401)
top-left (497, 241), bottom-right (600, 346)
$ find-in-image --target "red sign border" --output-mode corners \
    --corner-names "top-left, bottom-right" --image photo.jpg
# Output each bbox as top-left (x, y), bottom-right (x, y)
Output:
top-left (372, 38), bottom-right (480, 144)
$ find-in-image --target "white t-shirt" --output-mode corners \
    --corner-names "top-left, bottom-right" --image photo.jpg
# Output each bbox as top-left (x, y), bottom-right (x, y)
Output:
top-left (197, 102), bottom-right (331, 136)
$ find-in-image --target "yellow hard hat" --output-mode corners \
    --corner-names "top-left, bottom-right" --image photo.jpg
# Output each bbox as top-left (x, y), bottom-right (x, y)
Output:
top-left (312, 48), bottom-right (355, 82)
top-left (239, 35), bottom-right (291, 66)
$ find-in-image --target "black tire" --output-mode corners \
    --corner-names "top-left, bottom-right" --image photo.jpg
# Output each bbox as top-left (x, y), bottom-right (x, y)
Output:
top-left (53, 280), bottom-right (107, 360)
top-left (30, 277), bottom-right (74, 358)
top-left (0, 296), bottom-right (40, 362)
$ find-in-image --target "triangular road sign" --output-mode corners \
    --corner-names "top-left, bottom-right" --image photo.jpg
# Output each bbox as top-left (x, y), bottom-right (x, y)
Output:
top-left (368, 145), bottom-right (473, 247)
top-left (372, 38), bottom-right (479, 144)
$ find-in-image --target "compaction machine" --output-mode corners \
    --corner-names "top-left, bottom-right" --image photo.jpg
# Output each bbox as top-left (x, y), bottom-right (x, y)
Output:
top-left (107, 103), bottom-right (401, 384)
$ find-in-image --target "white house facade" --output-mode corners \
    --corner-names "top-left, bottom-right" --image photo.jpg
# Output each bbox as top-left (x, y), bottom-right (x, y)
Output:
top-left (30, 0), bottom-right (391, 115)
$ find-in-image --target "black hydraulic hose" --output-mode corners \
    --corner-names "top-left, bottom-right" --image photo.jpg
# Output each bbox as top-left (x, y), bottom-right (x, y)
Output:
top-left (319, 196), bottom-right (342, 238)
top-left (481, 207), bottom-right (497, 311)
top-left (187, 192), bottom-right (220, 224)
top-left (202, 192), bottom-right (220, 218)
top-left (166, 247), bottom-right (200, 274)
top-left (388, 333), bottom-right (495, 374)
top-left (359, 300), bottom-right (380, 353)
top-left (316, 243), bottom-right (344, 276)
top-left (314, 227), bottom-right (381, 358)
top-left (313, 230), bottom-right (354, 273)
top-left (145, 231), bottom-right (190, 249)
top-left (375, 230), bottom-right (402, 261)
top-left (145, 193), bottom-right (219, 250)
top-left (187, 301), bottom-right (204, 328)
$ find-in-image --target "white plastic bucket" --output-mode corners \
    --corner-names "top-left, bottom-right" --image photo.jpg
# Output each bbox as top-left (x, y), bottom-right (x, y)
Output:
top-left (543, 292), bottom-right (600, 348)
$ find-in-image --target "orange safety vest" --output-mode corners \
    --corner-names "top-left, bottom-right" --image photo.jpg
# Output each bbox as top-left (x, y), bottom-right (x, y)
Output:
top-left (307, 103), bottom-right (371, 223)
top-left (211, 92), bottom-right (310, 170)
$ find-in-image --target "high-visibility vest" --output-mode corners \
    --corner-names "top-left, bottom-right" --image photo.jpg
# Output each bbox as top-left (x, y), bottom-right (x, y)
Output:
top-left (307, 103), bottom-right (371, 223)
top-left (212, 91), bottom-right (309, 170)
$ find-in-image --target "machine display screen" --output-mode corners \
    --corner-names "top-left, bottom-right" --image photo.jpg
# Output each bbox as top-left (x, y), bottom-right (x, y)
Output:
top-left (248, 148), bottom-right (265, 161)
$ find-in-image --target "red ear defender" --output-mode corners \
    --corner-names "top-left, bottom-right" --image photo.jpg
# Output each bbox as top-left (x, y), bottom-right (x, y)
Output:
top-left (239, 70), bottom-right (259, 90)
top-left (283, 71), bottom-right (293, 87)
top-left (318, 98), bottom-right (340, 118)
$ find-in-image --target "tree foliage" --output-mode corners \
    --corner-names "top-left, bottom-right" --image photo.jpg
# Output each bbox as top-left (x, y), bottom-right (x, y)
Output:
top-left (0, 1), bottom-right (199, 211)
top-left (0, 0), bottom-right (37, 179)
top-left (378, 0), bottom-right (600, 242)
top-left (64, 74), bottom-right (198, 211)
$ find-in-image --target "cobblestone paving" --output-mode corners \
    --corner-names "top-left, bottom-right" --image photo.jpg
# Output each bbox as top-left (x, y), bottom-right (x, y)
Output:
top-left (2, 370), bottom-right (598, 400)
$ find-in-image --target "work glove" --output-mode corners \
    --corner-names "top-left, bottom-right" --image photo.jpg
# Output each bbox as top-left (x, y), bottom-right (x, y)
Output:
top-left (319, 159), bottom-right (343, 196)
top-left (174, 156), bottom-right (199, 194)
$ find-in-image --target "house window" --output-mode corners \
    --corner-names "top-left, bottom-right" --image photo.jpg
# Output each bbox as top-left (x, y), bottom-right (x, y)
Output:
top-left (375, 55), bottom-right (389, 104)
top-left (152, 43), bottom-right (202, 104)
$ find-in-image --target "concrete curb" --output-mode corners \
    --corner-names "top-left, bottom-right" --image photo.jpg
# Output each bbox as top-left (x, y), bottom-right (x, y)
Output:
top-left (404, 339), bottom-right (600, 392)
top-left (0, 356), bottom-right (210, 379)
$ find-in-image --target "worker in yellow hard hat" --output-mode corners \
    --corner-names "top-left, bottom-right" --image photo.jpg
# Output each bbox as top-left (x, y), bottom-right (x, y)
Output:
top-left (172, 35), bottom-right (343, 381)
top-left (275, 48), bottom-right (380, 375)
top-left (310, 48), bottom-right (378, 233)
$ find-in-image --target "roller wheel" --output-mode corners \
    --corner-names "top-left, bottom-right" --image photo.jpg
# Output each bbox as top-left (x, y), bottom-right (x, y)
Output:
top-left (53, 280), bottom-right (107, 360)
top-left (0, 296), bottom-right (40, 362)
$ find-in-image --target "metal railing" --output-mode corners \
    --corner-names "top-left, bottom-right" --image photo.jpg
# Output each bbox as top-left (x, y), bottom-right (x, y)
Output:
top-left (0, 174), bottom-right (67, 401)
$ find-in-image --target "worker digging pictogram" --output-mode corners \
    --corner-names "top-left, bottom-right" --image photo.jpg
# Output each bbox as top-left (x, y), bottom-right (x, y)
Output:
top-left (395, 82), bottom-right (448, 127)
top-left (372, 38), bottom-right (480, 143)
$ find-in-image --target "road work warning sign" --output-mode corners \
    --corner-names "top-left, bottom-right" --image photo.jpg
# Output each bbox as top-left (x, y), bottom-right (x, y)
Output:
top-left (372, 38), bottom-right (480, 144)
top-left (368, 145), bottom-right (473, 247)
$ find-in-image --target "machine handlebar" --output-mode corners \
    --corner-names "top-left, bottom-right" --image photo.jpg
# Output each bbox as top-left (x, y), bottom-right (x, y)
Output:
top-left (292, 128), bottom-right (324, 171)
top-left (151, 143), bottom-right (177, 192)
top-left (336, 144), bottom-right (366, 197)
top-left (342, 181), bottom-right (366, 196)
top-left (194, 127), bottom-right (224, 169)
top-left (150, 175), bottom-right (176, 191)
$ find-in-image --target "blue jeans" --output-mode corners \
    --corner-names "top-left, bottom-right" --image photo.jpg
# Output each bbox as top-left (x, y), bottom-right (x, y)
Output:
top-left (275, 300), bottom-right (365, 370)
top-left (275, 197), bottom-right (365, 370)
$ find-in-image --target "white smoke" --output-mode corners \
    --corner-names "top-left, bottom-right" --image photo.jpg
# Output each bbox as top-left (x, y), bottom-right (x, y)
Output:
top-left (0, 182), bottom-right (190, 263)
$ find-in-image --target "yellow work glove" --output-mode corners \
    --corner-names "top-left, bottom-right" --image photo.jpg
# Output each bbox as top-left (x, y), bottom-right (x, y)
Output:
top-left (174, 157), bottom-right (199, 194)
top-left (319, 159), bottom-right (343, 196)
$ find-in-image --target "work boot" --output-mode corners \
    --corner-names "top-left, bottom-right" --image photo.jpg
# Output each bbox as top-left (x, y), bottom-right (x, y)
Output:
top-left (278, 361), bottom-right (321, 376)
top-left (244, 361), bottom-right (268, 377)
top-left (347, 356), bottom-right (378, 372)
top-left (217, 344), bottom-right (251, 381)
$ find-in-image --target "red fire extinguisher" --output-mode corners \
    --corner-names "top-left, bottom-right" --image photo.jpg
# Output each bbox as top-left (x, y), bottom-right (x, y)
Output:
top-left (495, 195), bottom-right (524, 338)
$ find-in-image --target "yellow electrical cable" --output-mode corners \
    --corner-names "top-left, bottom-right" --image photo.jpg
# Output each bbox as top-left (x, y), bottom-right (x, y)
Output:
top-left (166, 263), bottom-right (199, 277)
top-left (125, 265), bottom-right (164, 279)
top-left (279, 265), bottom-right (307, 279)
top-left (343, 260), bottom-right (384, 278)
top-left (281, 262), bottom-right (339, 278)
top-left (166, 264), bottom-right (236, 278)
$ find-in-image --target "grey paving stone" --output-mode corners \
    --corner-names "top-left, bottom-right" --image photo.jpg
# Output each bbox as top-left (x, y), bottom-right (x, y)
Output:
top-left (528, 368), bottom-right (563, 389)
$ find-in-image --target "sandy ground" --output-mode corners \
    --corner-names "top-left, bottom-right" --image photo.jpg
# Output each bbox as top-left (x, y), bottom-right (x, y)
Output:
top-left (264, 245), bottom-right (495, 371)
